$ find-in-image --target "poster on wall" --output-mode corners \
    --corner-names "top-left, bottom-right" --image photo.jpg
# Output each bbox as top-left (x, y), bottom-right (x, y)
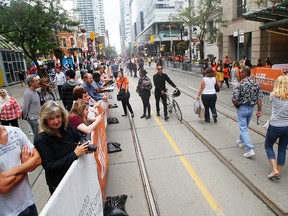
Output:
top-left (0, 69), bottom-right (5, 87)
top-left (61, 58), bottom-right (74, 70)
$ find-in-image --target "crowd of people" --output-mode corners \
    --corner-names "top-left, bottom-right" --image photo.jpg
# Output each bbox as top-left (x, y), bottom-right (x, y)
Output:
top-left (0, 54), bottom-right (287, 216)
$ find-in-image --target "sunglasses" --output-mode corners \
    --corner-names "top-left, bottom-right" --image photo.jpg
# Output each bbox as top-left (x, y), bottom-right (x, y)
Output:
top-left (157, 68), bottom-right (163, 71)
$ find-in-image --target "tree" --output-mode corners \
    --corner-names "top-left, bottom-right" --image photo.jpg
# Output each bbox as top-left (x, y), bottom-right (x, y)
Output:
top-left (103, 45), bottom-right (118, 59)
top-left (170, 0), bottom-right (226, 62)
top-left (0, 0), bottom-right (71, 76)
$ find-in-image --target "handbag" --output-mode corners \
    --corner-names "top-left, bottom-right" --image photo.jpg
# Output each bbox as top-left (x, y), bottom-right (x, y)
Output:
top-left (263, 101), bottom-right (288, 130)
top-left (117, 90), bottom-right (130, 101)
top-left (194, 100), bottom-right (202, 114)
top-left (214, 77), bottom-right (220, 92)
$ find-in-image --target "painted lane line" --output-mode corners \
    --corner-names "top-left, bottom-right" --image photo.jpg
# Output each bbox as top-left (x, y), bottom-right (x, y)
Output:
top-left (153, 115), bottom-right (224, 216)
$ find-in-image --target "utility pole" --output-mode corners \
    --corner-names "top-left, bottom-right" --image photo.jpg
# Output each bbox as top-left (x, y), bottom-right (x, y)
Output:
top-left (188, 0), bottom-right (192, 62)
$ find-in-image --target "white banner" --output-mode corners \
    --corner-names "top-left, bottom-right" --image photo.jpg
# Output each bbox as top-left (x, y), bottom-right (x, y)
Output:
top-left (40, 154), bottom-right (103, 216)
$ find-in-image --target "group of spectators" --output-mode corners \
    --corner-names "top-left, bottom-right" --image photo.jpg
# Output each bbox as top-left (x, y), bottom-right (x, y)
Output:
top-left (0, 62), bottom-right (114, 215)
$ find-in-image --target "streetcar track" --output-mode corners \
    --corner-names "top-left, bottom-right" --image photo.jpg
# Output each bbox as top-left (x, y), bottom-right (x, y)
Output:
top-left (171, 88), bottom-right (283, 215)
top-left (128, 73), bottom-right (283, 215)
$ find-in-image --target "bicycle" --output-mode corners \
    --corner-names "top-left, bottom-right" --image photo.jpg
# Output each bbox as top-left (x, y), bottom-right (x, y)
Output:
top-left (166, 89), bottom-right (182, 121)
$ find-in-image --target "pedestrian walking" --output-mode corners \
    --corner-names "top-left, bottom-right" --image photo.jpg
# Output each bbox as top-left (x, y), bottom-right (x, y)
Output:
top-left (137, 69), bottom-right (152, 119)
top-left (18, 69), bottom-right (26, 86)
top-left (22, 75), bottom-right (41, 137)
top-left (215, 60), bottom-right (224, 89)
top-left (0, 125), bottom-right (41, 216)
top-left (230, 60), bottom-right (241, 88)
top-left (55, 68), bottom-right (66, 100)
top-left (232, 66), bottom-right (262, 158)
top-left (116, 71), bottom-right (134, 117)
top-left (153, 63), bottom-right (178, 121)
top-left (0, 89), bottom-right (22, 127)
top-left (264, 75), bottom-right (288, 179)
top-left (110, 60), bottom-right (119, 79)
top-left (197, 68), bottom-right (218, 123)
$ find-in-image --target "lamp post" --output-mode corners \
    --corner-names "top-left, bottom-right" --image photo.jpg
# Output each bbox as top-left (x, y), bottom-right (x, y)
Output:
top-left (188, 0), bottom-right (192, 62)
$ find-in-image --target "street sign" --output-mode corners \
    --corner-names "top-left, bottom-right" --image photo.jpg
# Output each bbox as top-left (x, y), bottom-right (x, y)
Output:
top-left (90, 32), bottom-right (95, 40)
top-left (150, 35), bottom-right (154, 43)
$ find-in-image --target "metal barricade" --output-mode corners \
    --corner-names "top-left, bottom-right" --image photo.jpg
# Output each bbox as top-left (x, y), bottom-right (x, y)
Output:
top-left (252, 76), bottom-right (275, 107)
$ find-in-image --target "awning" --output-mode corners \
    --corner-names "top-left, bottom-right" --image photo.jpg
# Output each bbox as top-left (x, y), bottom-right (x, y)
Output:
top-left (243, 3), bottom-right (288, 36)
top-left (0, 35), bottom-right (23, 51)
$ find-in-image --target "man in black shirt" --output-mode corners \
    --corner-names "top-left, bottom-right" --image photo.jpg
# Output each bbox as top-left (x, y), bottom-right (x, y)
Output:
top-left (153, 63), bottom-right (178, 121)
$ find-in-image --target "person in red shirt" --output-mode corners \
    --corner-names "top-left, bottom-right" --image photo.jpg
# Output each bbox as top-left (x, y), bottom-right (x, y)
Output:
top-left (0, 89), bottom-right (22, 127)
top-left (223, 63), bottom-right (230, 88)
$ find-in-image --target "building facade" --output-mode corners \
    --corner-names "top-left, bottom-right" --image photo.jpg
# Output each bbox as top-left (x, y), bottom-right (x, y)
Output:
top-left (125, 0), bottom-right (188, 57)
top-left (0, 36), bottom-right (26, 86)
top-left (222, 0), bottom-right (288, 65)
top-left (73, 0), bottom-right (106, 36)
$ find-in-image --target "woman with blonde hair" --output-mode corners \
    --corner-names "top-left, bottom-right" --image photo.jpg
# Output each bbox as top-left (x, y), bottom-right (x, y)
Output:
top-left (264, 75), bottom-right (288, 179)
top-left (34, 100), bottom-right (89, 194)
top-left (68, 99), bottom-right (104, 139)
top-left (0, 89), bottom-right (22, 127)
top-left (38, 77), bottom-right (55, 106)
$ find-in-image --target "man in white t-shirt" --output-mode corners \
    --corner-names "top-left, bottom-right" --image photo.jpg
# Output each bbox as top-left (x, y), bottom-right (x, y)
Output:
top-left (0, 126), bottom-right (41, 216)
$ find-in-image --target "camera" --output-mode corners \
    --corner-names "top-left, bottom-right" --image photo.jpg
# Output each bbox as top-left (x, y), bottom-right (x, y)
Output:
top-left (79, 139), bottom-right (97, 152)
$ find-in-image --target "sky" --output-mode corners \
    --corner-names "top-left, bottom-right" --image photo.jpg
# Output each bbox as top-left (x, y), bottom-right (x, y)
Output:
top-left (61, 0), bottom-right (121, 53)
top-left (103, 0), bottom-right (121, 53)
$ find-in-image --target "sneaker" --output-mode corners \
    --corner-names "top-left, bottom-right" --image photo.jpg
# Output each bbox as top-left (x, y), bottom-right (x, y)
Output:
top-left (28, 132), bottom-right (34, 136)
top-left (140, 114), bottom-right (146, 119)
top-left (244, 149), bottom-right (255, 158)
top-left (236, 140), bottom-right (244, 148)
top-left (164, 116), bottom-right (169, 121)
top-left (157, 112), bottom-right (160, 116)
top-left (146, 115), bottom-right (151, 119)
top-left (213, 116), bottom-right (217, 123)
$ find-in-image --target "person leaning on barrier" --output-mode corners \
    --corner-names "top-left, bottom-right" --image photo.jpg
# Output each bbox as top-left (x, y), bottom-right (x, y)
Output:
top-left (68, 99), bottom-right (104, 140)
top-left (232, 66), bottom-right (262, 158)
top-left (34, 100), bottom-right (90, 194)
top-left (264, 75), bottom-right (288, 180)
top-left (0, 125), bottom-right (41, 216)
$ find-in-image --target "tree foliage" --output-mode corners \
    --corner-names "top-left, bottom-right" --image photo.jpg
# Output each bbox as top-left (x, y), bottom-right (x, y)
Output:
top-left (103, 45), bottom-right (118, 59)
top-left (0, 0), bottom-right (73, 75)
top-left (170, 0), bottom-right (226, 62)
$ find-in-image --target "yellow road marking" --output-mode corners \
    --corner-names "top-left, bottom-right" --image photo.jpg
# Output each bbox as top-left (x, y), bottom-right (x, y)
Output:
top-left (154, 115), bottom-right (224, 216)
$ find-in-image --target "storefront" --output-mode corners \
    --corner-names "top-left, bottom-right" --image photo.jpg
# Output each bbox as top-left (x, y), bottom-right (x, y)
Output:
top-left (0, 35), bottom-right (26, 87)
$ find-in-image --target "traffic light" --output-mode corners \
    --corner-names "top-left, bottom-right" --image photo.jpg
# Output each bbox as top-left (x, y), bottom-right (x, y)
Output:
top-left (90, 32), bottom-right (95, 40)
top-left (150, 35), bottom-right (154, 43)
top-left (99, 44), bottom-right (102, 50)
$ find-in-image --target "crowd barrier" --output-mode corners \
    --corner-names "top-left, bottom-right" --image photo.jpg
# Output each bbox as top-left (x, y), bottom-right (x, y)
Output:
top-left (251, 67), bottom-right (281, 92)
top-left (40, 104), bottom-right (109, 215)
top-left (40, 154), bottom-right (104, 216)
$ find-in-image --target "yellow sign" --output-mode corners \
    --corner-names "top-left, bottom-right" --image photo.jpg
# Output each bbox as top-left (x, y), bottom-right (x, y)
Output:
top-left (150, 35), bottom-right (154, 43)
top-left (90, 32), bottom-right (95, 40)
top-left (133, 41), bottom-right (137, 46)
top-left (0, 69), bottom-right (4, 86)
top-left (99, 44), bottom-right (102, 50)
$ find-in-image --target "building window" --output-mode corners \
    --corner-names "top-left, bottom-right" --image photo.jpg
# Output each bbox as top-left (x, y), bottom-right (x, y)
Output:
top-left (70, 38), bottom-right (74, 47)
top-left (237, 0), bottom-right (246, 18)
top-left (63, 38), bottom-right (67, 47)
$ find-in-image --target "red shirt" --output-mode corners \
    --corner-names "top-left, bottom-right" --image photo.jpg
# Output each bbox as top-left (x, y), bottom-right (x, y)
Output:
top-left (68, 115), bottom-right (84, 129)
top-left (0, 97), bottom-right (22, 120)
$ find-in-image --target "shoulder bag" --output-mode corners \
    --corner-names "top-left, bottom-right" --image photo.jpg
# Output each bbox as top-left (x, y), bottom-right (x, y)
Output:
top-left (263, 101), bottom-right (288, 130)
top-left (214, 77), bottom-right (220, 92)
top-left (117, 78), bottom-right (130, 101)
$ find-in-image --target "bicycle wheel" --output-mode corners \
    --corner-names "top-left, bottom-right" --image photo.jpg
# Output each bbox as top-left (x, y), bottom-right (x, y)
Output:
top-left (166, 97), bottom-right (172, 114)
top-left (172, 100), bottom-right (182, 121)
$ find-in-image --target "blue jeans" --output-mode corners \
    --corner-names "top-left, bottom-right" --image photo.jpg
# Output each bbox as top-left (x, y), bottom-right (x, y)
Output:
top-left (27, 118), bottom-right (39, 138)
top-left (237, 105), bottom-right (254, 151)
top-left (265, 125), bottom-right (288, 166)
